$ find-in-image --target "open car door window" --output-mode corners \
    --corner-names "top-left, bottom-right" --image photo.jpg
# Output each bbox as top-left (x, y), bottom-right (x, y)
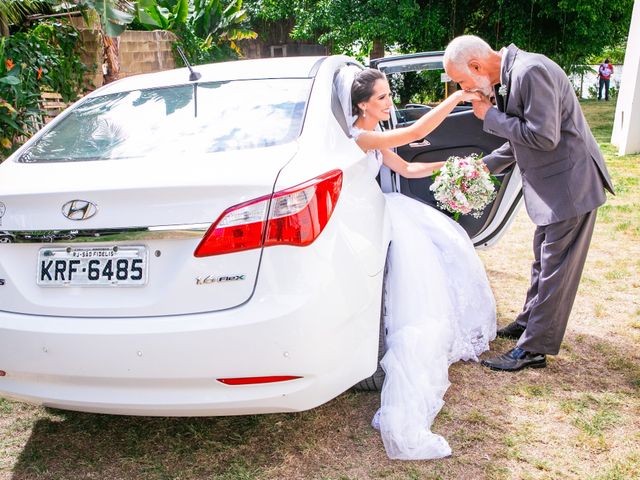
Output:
top-left (371, 52), bottom-right (445, 74)
top-left (371, 52), bottom-right (523, 247)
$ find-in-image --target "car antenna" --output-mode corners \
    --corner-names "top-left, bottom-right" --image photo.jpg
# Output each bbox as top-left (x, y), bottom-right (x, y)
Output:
top-left (176, 46), bottom-right (201, 81)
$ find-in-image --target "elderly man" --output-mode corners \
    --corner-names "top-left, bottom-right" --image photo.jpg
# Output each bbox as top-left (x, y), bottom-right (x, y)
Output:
top-left (443, 35), bottom-right (614, 372)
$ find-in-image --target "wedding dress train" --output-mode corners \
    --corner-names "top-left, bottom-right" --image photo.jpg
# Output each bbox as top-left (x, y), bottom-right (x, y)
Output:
top-left (372, 191), bottom-right (496, 460)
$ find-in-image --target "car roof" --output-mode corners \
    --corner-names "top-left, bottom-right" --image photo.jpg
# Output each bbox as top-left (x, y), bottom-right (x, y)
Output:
top-left (94, 56), bottom-right (327, 96)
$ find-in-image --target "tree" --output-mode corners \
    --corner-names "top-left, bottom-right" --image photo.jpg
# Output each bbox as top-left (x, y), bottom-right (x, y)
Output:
top-left (0, 0), bottom-right (49, 36)
top-left (46, 0), bottom-right (135, 83)
top-left (0, 0), bottom-right (135, 84)
top-left (460, 0), bottom-right (633, 73)
top-left (245, 0), bottom-right (450, 60)
top-left (135, 0), bottom-right (257, 65)
top-left (1, 20), bottom-right (89, 157)
top-left (245, 0), bottom-right (633, 70)
top-left (591, 42), bottom-right (627, 64)
top-left (77, 0), bottom-right (135, 82)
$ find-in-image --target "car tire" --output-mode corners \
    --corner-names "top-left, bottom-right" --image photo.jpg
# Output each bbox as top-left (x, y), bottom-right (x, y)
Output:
top-left (352, 252), bottom-right (389, 392)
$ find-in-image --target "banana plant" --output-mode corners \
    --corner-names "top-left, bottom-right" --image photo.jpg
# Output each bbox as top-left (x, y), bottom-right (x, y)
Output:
top-left (46, 0), bottom-right (134, 37)
top-left (190, 0), bottom-right (255, 54)
top-left (49, 1), bottom-right (136, 83)
top-left (137, 0), bottom-right (256, 59)
top-left (136, 0), bottom-right (190, 31)
top-left (0, 0), bottom-right (48, 36)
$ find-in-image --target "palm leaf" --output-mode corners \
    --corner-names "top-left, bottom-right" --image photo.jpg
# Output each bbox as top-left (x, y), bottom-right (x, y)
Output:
top-left (0, 0), bottom-right (47, 25)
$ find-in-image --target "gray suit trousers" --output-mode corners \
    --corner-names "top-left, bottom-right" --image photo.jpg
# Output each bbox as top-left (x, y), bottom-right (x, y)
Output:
top-left (515, 209), bottom-right (598, 355)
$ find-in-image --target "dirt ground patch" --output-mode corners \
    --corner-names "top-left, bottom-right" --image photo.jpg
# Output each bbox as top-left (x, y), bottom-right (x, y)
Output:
top-left (1, 101), bottom-right (638, 480)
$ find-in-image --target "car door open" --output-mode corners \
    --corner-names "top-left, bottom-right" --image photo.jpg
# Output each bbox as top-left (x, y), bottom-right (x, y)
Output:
top-left (372, 52), bottom-right (523, 247)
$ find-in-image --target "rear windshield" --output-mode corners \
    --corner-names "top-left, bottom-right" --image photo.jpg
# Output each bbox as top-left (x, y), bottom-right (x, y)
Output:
top-left (18, 78), bottom-right (311, 163)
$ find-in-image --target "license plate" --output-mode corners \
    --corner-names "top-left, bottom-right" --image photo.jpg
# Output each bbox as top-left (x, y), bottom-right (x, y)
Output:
top-left (37, 246), bottom-right (148, 287)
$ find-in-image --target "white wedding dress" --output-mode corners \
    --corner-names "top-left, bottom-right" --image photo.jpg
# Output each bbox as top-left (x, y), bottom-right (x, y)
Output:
top-left (348, 110), bottom-right (496, 459)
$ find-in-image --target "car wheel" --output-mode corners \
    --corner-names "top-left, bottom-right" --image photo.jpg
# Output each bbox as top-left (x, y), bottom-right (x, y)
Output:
top-left (352, 251), bottom-right (389, 392)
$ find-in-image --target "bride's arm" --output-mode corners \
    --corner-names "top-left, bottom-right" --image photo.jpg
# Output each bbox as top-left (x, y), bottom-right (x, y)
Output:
top-left (356, 90), bottom-right (480, 152)
top-left (381, 149), bottom-right (444, 179)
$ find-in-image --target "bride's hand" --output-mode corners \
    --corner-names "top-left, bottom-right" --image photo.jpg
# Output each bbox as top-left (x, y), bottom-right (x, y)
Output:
top-left (454, 90), bottom-right (483, 103)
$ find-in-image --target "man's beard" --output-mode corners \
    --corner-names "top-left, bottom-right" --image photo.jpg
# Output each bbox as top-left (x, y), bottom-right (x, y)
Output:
top-left (471, 72), bottom-right (493, 96)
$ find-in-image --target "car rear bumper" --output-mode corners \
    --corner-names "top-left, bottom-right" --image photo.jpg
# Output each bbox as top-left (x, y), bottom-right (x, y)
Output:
top-left (0, 259), bottom-right (383, 416)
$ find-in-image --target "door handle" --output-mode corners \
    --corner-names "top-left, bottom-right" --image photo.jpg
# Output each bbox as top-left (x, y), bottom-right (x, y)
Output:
top-left (409, 139), bottom-right (431, 148)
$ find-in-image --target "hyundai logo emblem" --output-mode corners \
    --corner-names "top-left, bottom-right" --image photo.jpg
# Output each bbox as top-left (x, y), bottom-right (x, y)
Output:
top-left (62, 200), bottom-right (98, 221)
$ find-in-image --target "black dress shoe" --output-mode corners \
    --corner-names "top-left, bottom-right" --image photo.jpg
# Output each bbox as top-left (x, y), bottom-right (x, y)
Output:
top-left (496, 321), bottom-right (526, 339)
top-left (481, 347), bottom-right (546, 372)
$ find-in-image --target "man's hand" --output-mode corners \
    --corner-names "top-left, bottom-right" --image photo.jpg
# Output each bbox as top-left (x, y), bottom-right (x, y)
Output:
top-left (472, 93), bottom-right (493, 120)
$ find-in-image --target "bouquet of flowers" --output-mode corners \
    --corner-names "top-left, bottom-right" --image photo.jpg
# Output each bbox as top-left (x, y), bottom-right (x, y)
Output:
top-left (430, 153), bottom-right (500, 221)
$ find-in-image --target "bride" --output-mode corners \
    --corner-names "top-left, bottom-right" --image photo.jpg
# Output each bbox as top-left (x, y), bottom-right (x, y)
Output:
top-left (336, 66), bottom-right (497, 460)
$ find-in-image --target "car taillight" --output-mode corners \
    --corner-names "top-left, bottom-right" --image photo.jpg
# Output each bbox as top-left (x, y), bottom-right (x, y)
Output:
top-left (194, 170), bottom-right (343, 257)
top-left (217, 376), bottom-right (302, 385)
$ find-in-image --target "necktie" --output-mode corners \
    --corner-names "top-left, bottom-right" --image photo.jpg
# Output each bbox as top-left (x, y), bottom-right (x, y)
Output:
top-left (494, 84), bottom-right (505, 112)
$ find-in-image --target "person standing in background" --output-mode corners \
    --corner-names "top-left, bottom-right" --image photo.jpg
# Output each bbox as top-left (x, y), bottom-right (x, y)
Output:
top-left (598, 58), bottom-right (614, 101)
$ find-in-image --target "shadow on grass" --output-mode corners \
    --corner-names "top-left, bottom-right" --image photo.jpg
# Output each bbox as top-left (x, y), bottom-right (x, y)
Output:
top-left (9, 390), bottom-right (378, 480)
top-left (7, 331), bottom-right (638, 480)
top-left (11, 413), bottom-right (279, 479)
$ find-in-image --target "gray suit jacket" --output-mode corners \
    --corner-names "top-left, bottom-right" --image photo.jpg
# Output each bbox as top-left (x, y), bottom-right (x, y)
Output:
top-left (483, 44), bottom-right (614, 226)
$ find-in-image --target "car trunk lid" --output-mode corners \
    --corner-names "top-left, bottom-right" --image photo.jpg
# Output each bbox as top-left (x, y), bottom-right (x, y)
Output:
top-left (0, 144), bottom-right (298, 317)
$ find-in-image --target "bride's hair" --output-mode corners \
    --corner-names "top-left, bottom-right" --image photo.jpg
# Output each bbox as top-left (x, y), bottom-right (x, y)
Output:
top-left (351, 68), bottom-right (386, 116)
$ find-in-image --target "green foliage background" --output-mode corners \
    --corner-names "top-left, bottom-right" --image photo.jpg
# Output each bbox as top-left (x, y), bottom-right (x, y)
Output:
top-left (244, 0), bottom-right (633, 72)
top-left (0, 0), bottom-right (633, 160)
top-left (131, 0), bottom-right (257, 66)
top-left (0, 21), bottom-right (89, 157)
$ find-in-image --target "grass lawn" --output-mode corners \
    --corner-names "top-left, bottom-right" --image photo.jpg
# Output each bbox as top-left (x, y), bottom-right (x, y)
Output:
top-left (1, 100), bottom-right (639, 480)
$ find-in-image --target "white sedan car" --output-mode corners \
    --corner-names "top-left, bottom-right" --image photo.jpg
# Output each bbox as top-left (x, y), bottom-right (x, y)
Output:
top-left (0, 54), bottom-right (522, 416)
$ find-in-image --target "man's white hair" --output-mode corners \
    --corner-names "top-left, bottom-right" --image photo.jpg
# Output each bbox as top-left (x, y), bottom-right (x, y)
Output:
top-left (444, 35), bottom-right (494, 74)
